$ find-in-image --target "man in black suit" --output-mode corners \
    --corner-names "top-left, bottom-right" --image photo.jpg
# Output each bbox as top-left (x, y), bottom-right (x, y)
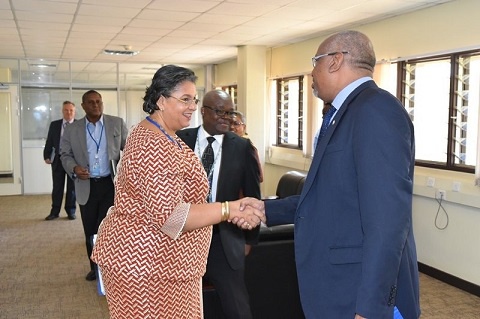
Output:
top-left (43, 100), bottom-right (77, 220)
top-left (177, 90), bottom-right (261, 319)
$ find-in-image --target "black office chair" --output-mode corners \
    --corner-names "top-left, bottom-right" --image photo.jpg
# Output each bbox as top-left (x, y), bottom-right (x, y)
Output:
top-left (204, 171), bottom-right (307, 319)
top-left (244, 171), bottom-right (306, 319)
top-left (275, 170), bottom-right (306, 199)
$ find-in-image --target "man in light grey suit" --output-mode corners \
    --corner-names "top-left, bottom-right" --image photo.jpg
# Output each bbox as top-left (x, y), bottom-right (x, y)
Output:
top-left (61, 90), bottom-right (128, 281)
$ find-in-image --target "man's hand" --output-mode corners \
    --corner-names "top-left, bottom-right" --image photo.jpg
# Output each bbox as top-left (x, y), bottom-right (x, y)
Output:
top-left (228, 197), bottom-right (266, 229)
top-left (239, 197), bottom-right (265, 212)
top-left (74, 165), bottom-right (90, 180)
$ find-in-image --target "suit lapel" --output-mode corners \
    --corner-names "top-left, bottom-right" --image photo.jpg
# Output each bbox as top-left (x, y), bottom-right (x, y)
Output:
top-left (54, 120), bottom-right (62, 149)
top-left (184, 127), bottom-right (200, 150)
top-left (215, 133), bottom-right (234, 198)
top-left (298, 81), bottom-right (375, 207)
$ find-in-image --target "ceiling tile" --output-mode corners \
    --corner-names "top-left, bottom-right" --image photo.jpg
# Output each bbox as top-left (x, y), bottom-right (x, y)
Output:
top-left (0, 0), bottom-right (457, 68)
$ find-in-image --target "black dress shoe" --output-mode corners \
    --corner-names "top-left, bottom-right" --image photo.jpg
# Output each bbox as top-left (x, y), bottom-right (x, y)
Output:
top-left (68, 214), bottom-right (76, 220)
top-left (45, 214), bottom-right (59, 221)
top-left (85, 270), bottom-right (96, 281)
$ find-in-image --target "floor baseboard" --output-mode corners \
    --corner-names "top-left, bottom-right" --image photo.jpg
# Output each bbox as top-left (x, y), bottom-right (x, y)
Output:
top-left (418, 262), bottom-right (480, 297)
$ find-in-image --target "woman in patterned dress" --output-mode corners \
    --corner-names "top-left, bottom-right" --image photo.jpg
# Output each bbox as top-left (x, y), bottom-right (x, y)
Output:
top-left (91, 65), bottom-right (264, 318)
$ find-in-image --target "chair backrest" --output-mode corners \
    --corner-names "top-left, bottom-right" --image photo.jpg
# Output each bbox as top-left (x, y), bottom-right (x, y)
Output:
top-left (275, 171), bottom-right (307, 199)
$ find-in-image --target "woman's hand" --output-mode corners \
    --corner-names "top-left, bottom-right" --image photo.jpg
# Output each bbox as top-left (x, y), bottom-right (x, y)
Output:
top-left (228, 198), bottom-right (266, 230)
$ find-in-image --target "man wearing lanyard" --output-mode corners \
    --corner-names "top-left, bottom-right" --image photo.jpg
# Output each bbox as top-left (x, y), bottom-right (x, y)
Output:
top-left (60, 90), bottom-right (128, 281)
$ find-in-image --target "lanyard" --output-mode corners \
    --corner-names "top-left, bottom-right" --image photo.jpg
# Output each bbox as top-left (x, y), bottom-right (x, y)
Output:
top-left (146, 116), bottom-right (182, 149)
top-left (87, 122), bottom-right (104, 155)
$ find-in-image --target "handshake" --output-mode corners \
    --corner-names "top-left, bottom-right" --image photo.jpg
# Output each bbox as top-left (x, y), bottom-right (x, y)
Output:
top-left (225, 197), bottom-right (266, 230)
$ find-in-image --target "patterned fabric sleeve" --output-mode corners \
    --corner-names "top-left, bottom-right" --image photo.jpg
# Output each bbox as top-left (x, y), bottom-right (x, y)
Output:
top-left (161, 202), bottom-right (190, 239)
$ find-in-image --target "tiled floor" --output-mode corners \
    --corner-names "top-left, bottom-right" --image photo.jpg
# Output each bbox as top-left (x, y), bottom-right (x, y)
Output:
top-left (0, 194), bottom-right (478, 318)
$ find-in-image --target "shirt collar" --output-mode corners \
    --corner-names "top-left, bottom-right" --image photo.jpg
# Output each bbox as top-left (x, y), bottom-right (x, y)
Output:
top-left (332, 76), bottom-right (372, 110)
top-left (199, 125), bottom-right (224, 145)
top-left (85, 115), bottom-right (104, 126)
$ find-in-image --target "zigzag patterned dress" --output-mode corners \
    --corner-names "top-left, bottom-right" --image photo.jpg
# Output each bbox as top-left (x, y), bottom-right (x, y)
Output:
top-left (92, 124), bottom-right (211, 318)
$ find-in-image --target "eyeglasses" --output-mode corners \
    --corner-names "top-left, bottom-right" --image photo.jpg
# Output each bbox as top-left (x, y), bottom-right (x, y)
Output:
top-left (203, 105), bottom-right (236, 118)
top-left (231, 121), bottom-right (244, 126)
top-left (166, 95), bottom-right (200, 106)
top-left (312, 51), bottom-right (349, 67)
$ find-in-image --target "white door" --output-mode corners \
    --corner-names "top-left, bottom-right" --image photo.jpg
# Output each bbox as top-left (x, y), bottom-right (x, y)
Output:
top-left (0, 85), bottom-right (22, 195)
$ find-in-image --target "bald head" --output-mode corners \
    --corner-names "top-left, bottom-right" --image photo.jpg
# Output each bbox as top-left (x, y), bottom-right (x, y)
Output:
top-left (203, 89), bottom-right (231, 105)
top-left (322, 30), bottom-right (376, 74)
top-left (201, 89), bottom-right (235, 135)
top-left (311, 30), bottom-right (377, 103)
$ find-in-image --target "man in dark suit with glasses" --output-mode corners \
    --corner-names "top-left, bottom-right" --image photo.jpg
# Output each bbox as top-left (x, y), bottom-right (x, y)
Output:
top-left (177, 90), bottom-right (261, 319)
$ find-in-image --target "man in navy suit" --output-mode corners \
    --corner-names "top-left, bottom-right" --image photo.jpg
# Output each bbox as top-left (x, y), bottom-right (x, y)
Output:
top-left (241, 30), bottom-right (420, 318)
top-left (43, 101), bottom-right (77, 221)
top-left (177, 90), bottom-right (261, 319)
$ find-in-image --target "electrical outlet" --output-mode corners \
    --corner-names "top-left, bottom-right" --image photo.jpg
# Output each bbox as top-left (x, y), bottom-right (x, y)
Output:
top-left (452, 181), bottom-right (461, 192)
top-left (426, 177), bottom-right (435, 187)
top-left (436, 189), bottom-right (446, 200)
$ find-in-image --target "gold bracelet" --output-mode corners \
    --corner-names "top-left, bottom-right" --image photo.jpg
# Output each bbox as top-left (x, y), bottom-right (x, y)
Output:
top-left (225, 201), bottom-right (230, 221)
top-left (221, 202), bottom-right (227, 222)
top-left (221, 201), bottom-right (230, 222)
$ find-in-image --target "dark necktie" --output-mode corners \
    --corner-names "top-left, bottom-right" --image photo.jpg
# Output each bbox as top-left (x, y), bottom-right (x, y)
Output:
top-left (313, 104), bottom-right (336, 150)
top-left (202, 136), bottom-right (215, 177)
top-left (202, 136), bottom-right (215, 202)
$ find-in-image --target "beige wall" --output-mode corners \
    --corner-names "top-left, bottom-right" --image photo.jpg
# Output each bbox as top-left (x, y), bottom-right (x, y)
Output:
top-left (215, 60), bottom-right (237, 87)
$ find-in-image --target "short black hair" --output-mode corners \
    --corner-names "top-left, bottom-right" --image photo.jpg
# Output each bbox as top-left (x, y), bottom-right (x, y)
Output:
top-left (82, 90), bottom-right (101, 103)
top-left (143, 65), bottom-right (197, 114)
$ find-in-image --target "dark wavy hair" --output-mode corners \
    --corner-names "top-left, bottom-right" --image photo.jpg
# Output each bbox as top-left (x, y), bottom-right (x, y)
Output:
top-left (142, 65), bottom-right (197, 114)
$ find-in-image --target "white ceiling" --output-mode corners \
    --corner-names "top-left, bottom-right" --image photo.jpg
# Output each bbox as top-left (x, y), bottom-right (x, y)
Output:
top-left (0, 0), bottom-right (453, 83)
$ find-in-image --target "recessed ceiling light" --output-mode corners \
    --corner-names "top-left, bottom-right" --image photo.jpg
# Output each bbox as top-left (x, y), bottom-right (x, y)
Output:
top-left (103, 49), bottom-right (139, 56)
top-left (30, 63), bottom-right (56, 68)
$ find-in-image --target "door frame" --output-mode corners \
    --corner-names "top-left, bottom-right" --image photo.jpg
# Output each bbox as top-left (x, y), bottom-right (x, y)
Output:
top-left (0, 85), bottom-right (22, 195)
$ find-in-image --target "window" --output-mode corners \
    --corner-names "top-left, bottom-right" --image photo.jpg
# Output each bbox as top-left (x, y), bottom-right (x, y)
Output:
top-left (275, 76), bottom-right (304, 149)
top-left (222, 85), bottom-right (237, 105)
top-left (398, 50), bottom-right (480, 172)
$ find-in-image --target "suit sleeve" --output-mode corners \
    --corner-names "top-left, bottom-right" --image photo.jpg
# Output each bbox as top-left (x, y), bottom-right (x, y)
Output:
top-left (120, 118), bottom-right (128, 151)
top-left (242, 139), bottom-right (262, 244)
top-left (264, 195), bottom-right (300, 226)
top-left (60, 123), bottom-right (78, 177)
top-left (43, 122), bottom-right (55, 160)
top-left (249, 140), bottom-right (264, 183)
top-left (353, 92), bottom-right (414, 317)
